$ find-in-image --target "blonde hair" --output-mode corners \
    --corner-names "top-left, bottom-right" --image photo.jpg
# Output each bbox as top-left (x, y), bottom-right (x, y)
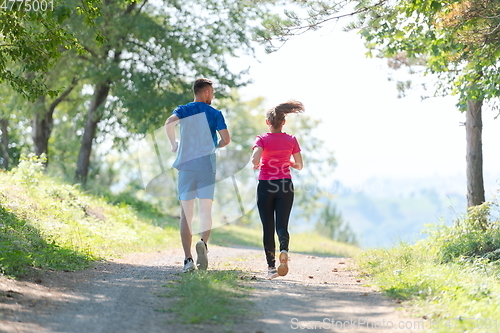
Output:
top-left (266, 100), bottom-right (305, 129)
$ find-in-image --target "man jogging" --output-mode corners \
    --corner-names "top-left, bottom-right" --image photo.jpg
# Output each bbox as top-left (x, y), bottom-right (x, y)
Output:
top-left (165, 78), bottom-right (230, 272)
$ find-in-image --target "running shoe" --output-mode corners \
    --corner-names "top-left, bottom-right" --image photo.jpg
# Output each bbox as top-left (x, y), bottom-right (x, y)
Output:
top-left (196, 240), bottom-right (208, 270)
top-left (183, 257), bottom-right (195, 273)
top-left (266, 267), bottom-right (279, 280)
top-left (277, 250), bottom-right (289, 276)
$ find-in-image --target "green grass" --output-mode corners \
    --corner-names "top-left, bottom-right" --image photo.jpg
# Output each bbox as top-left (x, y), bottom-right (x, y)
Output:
top-left (0, 203), bottom-right (91, 275)
top-left (357, 199), bottom-right (500, 333)
top-left (162, 270), bottom-right (253, 327)
top-left (0, 157), bottom-right (179, 276)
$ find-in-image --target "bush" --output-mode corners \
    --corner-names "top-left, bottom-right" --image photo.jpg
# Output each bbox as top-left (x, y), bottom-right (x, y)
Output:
top-left (426, 200), bottom-right (500, 263)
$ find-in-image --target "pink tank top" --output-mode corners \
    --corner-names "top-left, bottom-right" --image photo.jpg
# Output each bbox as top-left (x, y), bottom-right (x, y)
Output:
top-left (252, 133), bottom-right (301, 180)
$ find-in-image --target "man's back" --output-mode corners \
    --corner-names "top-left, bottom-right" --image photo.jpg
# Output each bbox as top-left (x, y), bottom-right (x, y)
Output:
top-left (172, 102), bottom-right (227, 171)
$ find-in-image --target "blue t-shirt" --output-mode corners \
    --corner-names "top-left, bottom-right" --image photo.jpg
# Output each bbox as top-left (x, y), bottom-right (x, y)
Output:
top-left (172, 102), bottom-right (227, 171)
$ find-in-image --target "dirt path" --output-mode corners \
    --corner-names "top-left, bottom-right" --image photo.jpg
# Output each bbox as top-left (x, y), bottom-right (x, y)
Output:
top-left (0, 246), bottom-right (424, 333)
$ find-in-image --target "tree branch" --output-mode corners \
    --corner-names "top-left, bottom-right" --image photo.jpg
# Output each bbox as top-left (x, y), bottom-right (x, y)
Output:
top-left (48, 77), bottom-right (79, 112)
top-left (284, 0), bottom-right (387, 36)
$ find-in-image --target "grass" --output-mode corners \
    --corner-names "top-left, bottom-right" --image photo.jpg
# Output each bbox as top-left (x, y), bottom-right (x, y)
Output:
top-left (357, 199), bottom-right (500, 332)
top-left (0, 156), bottom-right (179, 276)
top-left (162, 270), bottom-right (254, 327)
top-left (0, 203), bottom-right (91, 274)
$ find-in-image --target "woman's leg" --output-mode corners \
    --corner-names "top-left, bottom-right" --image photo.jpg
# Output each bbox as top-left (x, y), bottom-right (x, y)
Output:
top-left (275, 179), bottom-right (294, 252)
top-left (257, 180), bottom-right (277, 268)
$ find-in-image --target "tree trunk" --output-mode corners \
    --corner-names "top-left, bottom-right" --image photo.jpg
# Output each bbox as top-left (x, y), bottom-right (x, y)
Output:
top-left (75, 82), bottom-right (111, 184)
top-left (0, 118), bottom-right (9, 169)
top-left (465, 99), bottom-right (485, 208)
top-left (32, 78), bottom-right (78, 166)
top-left (32, 96), bottom-right (51, 161)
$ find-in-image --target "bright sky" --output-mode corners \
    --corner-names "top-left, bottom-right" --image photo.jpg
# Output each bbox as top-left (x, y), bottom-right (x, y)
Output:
top-left (236, 26), bottom-right (500, 190)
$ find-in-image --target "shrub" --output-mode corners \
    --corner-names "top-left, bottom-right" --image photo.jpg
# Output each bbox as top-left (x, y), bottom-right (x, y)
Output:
top-left (426, 199), bottom-right (500, 263)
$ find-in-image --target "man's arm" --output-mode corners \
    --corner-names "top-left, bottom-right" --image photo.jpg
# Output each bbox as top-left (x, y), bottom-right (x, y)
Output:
top-left (217, 129), bottom-right (231, 148)
top-left (165, 114), bottom-right (180, 152)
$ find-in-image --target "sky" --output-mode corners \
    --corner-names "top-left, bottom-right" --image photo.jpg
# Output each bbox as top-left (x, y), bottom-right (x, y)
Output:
top-left (233, 25), bottom-right (500, 195)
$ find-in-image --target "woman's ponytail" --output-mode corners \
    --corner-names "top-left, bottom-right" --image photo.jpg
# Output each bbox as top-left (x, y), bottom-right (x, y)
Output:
top-left (266, 100), bottom-right (304, 129)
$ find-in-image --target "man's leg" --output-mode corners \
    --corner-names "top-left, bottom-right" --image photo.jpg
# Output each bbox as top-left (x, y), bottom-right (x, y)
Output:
top-left (180, 199), bottom-right (195, 259)
top-left (194, 198), bottom-right (213, 270)
top-left (199, 198), bottom-right (213, 242)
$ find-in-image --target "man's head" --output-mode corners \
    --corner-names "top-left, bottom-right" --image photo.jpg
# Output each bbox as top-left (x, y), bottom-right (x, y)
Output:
top-left (193, 78), bottom-right (214, 105)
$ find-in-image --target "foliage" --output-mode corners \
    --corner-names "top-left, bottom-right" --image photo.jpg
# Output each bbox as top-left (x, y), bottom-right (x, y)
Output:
top-left (426, 199), bottom-right (500, 263)
top-left (163, 270), bottom-right (253, 324)
top-left (215, 89), bottom-right (267, 151)
top-left (359, 243), bottom-right (500, 332)
top-left (11, 153), bottom-right (47, 185)
top-left (67, 0), bottom-right (276, 134)
top-left (0, 0), bottom-right (101, 99)
top-left (0, 84), bottom-right (31, 169)
top-left (315, 201), bottom-right (358, 245)
top-left (351, 0), bottom-right (500, 110)
top-left (258, 0), bottom-right (500, 110)
top-left (358, 191), bottom-right (500, 332)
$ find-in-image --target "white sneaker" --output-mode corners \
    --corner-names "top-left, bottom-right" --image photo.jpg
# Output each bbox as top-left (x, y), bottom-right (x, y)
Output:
top-left (183, 258), bottom-right (195, 273)
top-left (266, 268), bottom-right (279, 280)
top-left (196, 240), bottom-right (208, 270)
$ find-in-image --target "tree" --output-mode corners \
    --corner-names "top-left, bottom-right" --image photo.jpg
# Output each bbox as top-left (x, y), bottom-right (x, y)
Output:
top-left (58, 0), bottom-right (276, 184)
top-left (0, 0), bottom-right (101, 99)
top-left (0, 84), bottom-right (29, 169)
top-left (31, 71), bottom-right (79, 165)
top-left (315, 201), bottom-right (358, 245)
top-left (258, 0), bottom-right (500, 208)
top-left (354, 0), bottom-right (500, 208)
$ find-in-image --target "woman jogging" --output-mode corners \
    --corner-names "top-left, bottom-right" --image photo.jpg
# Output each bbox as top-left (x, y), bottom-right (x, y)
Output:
top-left (251, 100), bottom-right (304, 280)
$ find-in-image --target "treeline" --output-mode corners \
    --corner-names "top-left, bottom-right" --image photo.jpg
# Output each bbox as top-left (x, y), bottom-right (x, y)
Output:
top-left (0, 0), bottom-right (275, 183)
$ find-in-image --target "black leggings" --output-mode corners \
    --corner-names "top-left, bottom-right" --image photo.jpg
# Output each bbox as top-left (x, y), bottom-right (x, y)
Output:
top-left (257, 179), bottom-right (294, 268)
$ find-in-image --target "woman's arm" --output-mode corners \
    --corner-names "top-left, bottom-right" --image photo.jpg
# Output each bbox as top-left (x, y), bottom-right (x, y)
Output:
top-left (251, 147), bottom-right (263, 170)
top-left (290, 152), bottom-right (303, 170)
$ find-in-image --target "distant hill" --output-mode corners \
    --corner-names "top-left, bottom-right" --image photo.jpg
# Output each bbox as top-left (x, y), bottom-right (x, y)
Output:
top-left (289, 173), bottom-right (499, 248)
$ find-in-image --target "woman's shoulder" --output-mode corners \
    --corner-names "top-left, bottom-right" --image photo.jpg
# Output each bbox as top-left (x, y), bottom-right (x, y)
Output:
top-left (282, 133), bottom-right (298, 140)
top-left (255, 133), bottom-right (270, 139)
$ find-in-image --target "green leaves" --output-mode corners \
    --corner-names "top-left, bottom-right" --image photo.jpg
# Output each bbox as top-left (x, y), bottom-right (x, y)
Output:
top-left (350, 0), bottom-right (500, 110)
top-left (258, 0), bottom-right (499, 110)
top-left (0, 0), bottom-right (101, 99)
top-left (52, 4), bottom-right (72, 24)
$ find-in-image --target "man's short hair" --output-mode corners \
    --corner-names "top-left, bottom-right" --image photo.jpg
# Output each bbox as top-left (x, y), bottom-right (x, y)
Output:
top-left (193, 78), bottom-right (213, 95)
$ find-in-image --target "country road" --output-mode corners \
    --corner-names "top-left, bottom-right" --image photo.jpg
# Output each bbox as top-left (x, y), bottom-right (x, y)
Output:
top-left (0, 246), bottom-right (424, 333)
